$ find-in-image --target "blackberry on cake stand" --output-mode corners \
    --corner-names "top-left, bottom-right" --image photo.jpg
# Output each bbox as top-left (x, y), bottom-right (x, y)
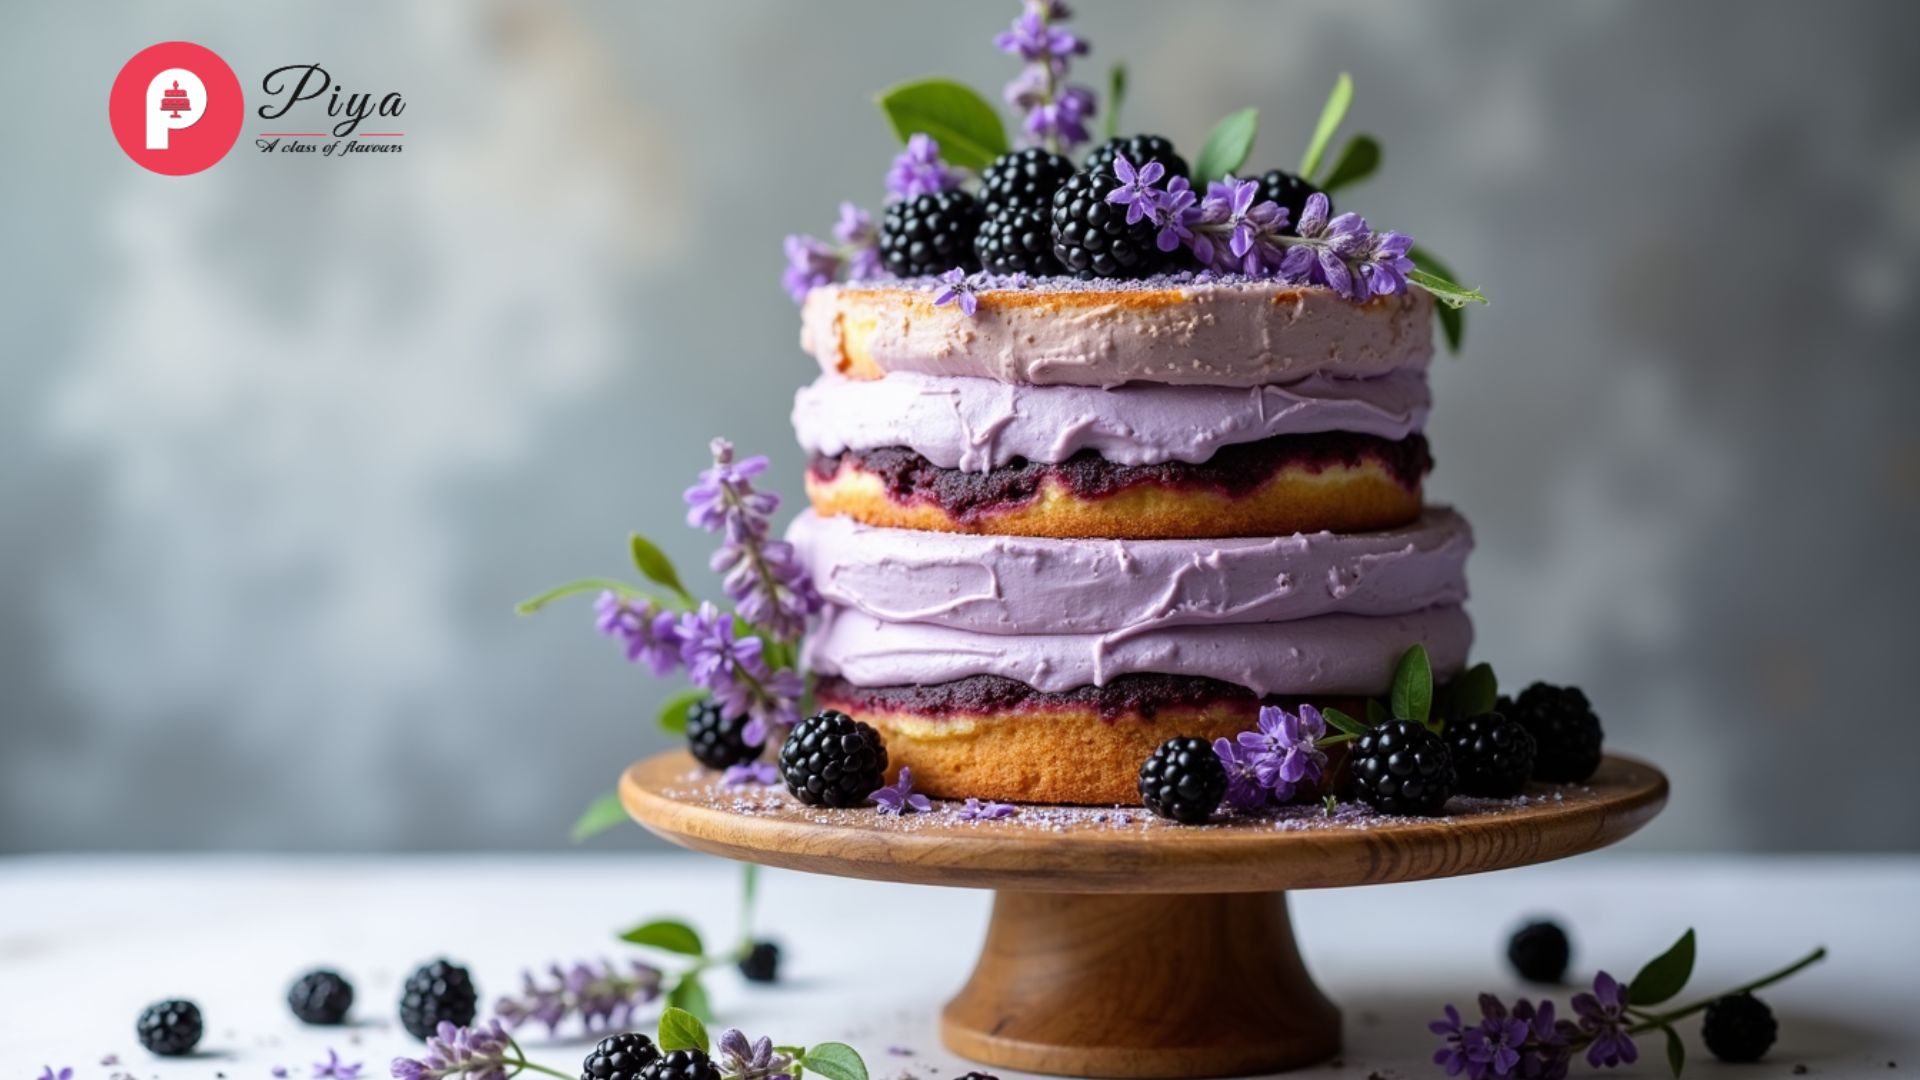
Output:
top-left (618, 751), bottom-right (1665, 1078)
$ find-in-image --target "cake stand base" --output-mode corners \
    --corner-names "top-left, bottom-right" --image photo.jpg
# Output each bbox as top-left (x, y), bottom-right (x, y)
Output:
top-left (942, 890), bottom-right (1338, 1077)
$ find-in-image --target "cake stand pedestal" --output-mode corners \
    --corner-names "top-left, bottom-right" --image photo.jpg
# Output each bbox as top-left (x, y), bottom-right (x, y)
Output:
top-left (621, 753), bottom-right (1667, 1079)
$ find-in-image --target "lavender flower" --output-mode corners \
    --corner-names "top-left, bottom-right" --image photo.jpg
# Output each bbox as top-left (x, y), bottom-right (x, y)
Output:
top-left (870, 766), bottom-right (932, 815)
top-left (686, 439), bottom-right (822, 642)
top-left (932, 268), bottom-right (982, 316)
top-left (1571, 972), bottom-right (1637, 1068)
top-left (716, 1029), bottom-right (798, 1080)
top-left (38, 1069), bottom-right (72, 1080)
top-left (781, 235), bottom-right (840, 303)
top-left (493, 959), bottom-right (662, 1035)
top-left (1433, 996), bottom-right (1573, 1080)
top-left (780, 202), bottom-right (886, 303)
top-left (722, 761), bottom-right (779, 787)
top-left (1509, 1000), bottom-right (1575, 1080)
top-left (390, 1020), bottom-right (516, 1080)
top-left (1235, 704), bottom-right (1329, 801)
top-left (1431, 1003), bottom-right (1473, 1077)
top-left (1277, 192), bottom-right (1414, 304)
top-left (1178, 176), bottom-right (1292, 275)
top-left (595, 591), bottom-right (681, 675)
top-left (833, 202), bottom-right (883, 280)
top-left (1212, 736), bottom-right (1268, 812)
top-left (958, 797), bottom-right (1018, 821)
top-left (885, 134), bottom-right (961, 201)
top-left (1147, 176), bottom-right (1198, 253)
top-left (997, 1), bottom-right (1097, 151)
top-left (994, 10), bottom-right (1084, 62)
top-left (1104, 154), bottom-right (1166, 225)
top-left (675, 602), bottom-right (801, 743)
top-left (1464, 995), bottom-right (1529, 1077)
top-left (315, 1049), bottom-right (366, 1080)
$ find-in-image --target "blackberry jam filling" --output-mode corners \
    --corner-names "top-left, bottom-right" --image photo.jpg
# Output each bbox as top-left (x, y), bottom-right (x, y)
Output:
top-left (816, 673), bottom-right (1359, 724)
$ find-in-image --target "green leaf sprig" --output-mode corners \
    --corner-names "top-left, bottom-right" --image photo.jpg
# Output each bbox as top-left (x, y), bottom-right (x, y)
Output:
top-left (1321, 645), bottom-right (1494, 747)
top-left (1607, 930), bottom-right (1823, 1078)
top-left (612, 861), bottom-right (772, 1023)
top-left (874, 78), bottom-right (1008, 170)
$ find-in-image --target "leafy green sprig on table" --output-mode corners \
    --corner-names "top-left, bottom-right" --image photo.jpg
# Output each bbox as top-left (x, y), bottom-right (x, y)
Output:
top-left (616, 864), bottom-right (768, 1021)
top-left (659, 1006), bottom-right (869, 1080)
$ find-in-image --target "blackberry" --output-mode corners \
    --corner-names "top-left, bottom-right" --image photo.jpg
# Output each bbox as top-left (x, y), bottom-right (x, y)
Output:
top-left (686, 701), bottom-right (762, 770)
top-left (1506, 919), bottom-right (1571, 984)
top-left (1505, 683), bottom-right (1604, 783)
top-left (1444, 713), bottom-right (1537, 797)
top-left (1137, 737), bottom-right (1228, 824)
top-left (1084, 134), bottom-right (1190, 181)
top-left (737, 940), bottom-right (781, 983)
top-left (1051, 168), bottom-right (1165, 279)
top-left (981, 147), bottom-right (1076, 214)
top-left (582, 1032), bottom-right (663, 1080)
top-left (136, 999), bottom-right (203, 1057)
top-left (1702, 992), bottom-right (1778, 1063)
top-left (1254, 169), bottom-right (1328, 234)
top-left (287, 968), bottom-right (355, 1025)
top-left (976, 205), bottom-right (1060, 276)
top-left (879, 190), bottom-right (983, 278)
top-left (956, 1074), bottom-right (1002, 1080)
top-left (639, 1049), bottom-right (722, 1080)
top-left (778, 710), bottom-right (888, 808)
top-left (398, 958), bottom-right (477, 1040)
top-left (1349, 720), bottom-right (1456, 815)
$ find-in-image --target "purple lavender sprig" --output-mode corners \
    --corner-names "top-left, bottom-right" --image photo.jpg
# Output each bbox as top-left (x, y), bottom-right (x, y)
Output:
top-left (996, 0), bottom-right (1096, 152)
top-left (492, 959), bottom-right (663, 1037)
top-left (1234, 703), bottom-right (1330, 803)
top-left (594, 590), bottom-right (681, 675)
top-left (676, 601), bottom-right (806, 746)
top-left (782, 202), bottom-right (883, 303)
top-left (390, 1020), bottom-right (572, 1080)
top-left (716, 1028), bottom-right (800, 1080)
top-left (685, 438), bottom-right (822, 644)
top-left (1278, 192), bottom-right (1415, 303)
top-left (885, 133), bottom-right (962, 202)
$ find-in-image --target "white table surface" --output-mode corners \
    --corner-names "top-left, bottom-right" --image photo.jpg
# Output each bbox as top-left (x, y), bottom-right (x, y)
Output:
top-left (1, 854), bottom-right (1913, 1078)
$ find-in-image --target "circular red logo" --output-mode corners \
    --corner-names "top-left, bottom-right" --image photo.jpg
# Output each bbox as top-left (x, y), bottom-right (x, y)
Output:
top-left (108, 42), bottom-right (244, 175)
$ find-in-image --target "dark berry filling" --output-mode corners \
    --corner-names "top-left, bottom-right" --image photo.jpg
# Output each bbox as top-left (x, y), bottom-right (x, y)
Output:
top-left (810, 431), bottom-right (1431, 523)
top-left (815, 673), bottom-right (1364, 725)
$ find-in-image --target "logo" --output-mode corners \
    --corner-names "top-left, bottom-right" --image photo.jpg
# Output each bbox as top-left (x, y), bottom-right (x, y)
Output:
top-left (108, 42), bottom-right (244, 175)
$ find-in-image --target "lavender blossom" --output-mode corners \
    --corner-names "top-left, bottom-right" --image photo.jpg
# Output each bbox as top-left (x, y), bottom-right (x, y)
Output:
top-left (1464, 995), bottom-right (1529, 1078)
top-left (716, 1029), bottom-right (798, 1080)
top-left (1236, 704), bottom-right (1329, 801)
top-left (957, 797), bottom-right (1018, 821)
top-left (833, 202), bottom-right (883, 280)
top-left (493, 959), bottom-right (662, 1036)
top-left (685, 438), bottom-right (822, 642)
top-left (315, 1049), bottom-right (365, 1080)
top-left (1571, 972), bottom-right (1637, 1068)
top-left (994, 10), bottom-right (1084, 62)
top-left (595, 591), bottom-right (681, 675)
top-left (1179, 176), bottom-right (1292, 275)
top-left (781, 235), bottom-right (840, 303)
top-left (1104, 154), bottom-right (1166, 225)
top-left (885, 134), bottom-right (961, 202)
top-left (1509, 1000), bottom-right (1575, 1080)
top-left (997, 1), bottom-right (1097, 152)
top-left (1277, 192), bottom-right (1415, 303)
top-left (1431, 1003), bottom-right (1473, 1077)
top-left (1213, 736), bottom-right (1269, 812)
top-left (870, 766), bottom-right (932, 815)
top-left (390, 1020), bottom-right (516, 1080)
top-left (932, 268), bottom-right (982, 316)
top-left (1148, 176), bottom-right (1197, 253)
top-left (722, 761), bottom-right (779, 787)
top-left (38, 1070), bottom-right (72, 1080)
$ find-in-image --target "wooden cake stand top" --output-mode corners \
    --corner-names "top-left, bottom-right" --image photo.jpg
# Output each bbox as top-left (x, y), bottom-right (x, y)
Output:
top-left (620, 752), bottom-right (1668, 894)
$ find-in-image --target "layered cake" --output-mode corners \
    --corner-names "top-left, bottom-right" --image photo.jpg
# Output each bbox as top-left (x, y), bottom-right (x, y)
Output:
top-left (788, 279), bottom-right (1470, 804)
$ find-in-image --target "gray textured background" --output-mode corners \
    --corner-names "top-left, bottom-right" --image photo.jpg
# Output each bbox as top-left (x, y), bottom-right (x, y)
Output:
top-left (3, 1), bottom-right (1916, 853)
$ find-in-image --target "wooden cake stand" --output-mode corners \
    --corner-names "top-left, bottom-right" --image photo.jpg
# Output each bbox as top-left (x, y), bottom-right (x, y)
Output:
top-left (621, 752), bottom-right (1667, 1079)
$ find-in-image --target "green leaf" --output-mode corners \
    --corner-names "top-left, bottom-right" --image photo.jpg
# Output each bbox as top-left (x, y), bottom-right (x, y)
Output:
top-left (1365, 698), bottom-right (1392, 726)
top-left (620, 918), bottom-right (706, 956)
top-left (657, 687), bottom-right (708, 735)
top-left (629, 534), bottom-right (692, 604)
top-left (657, 1003), bottom-right (710, 1052)
top-left (1104, 63), bottom-right (1127, 143)
top-left (775, 1046), bottom-right (808, 1060)
top-left (1408, 245), bottom-right (1470, 352)
top-left (1390, 644), bottom-right (1433, 725)
top-left (801, 1043), bottom-right (870, 1080)
top-left (1407, 268), bottom-right (1488, 309)
top-left (1298, 72), bottom-right (1353, 182)
top-left (667, 973), bottom-right (712, 1023)
top-left (1321, 707), bottom-right (1370, 738)
top-left (875, 78), bottom-right (1007, 170)
top-left (1317, 133), bottom-right (1380, 194)
top-left (1629, 928), bottom-right (1697, 1007)
top-left (1662, 1024), bottom-right (1686, 1078)
top-left (1193, 107), bottom-right (1259, 186)
top-left (515, 577), bottom-right (652, 616)
top-left (569, 791), bottom-right (627, 843)
top-left (1445, 662), bottom-right (1499, 721)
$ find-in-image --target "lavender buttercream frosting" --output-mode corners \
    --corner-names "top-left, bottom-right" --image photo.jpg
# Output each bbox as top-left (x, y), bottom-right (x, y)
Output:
top-left (800, 279), bottom-right (1435, 388)
top-left (792, 369), bottom-right (1429, 472)
top-left (787, 509), bottom-right (1470, 635)
top-left (803, 604), bottom-right (1472, 697)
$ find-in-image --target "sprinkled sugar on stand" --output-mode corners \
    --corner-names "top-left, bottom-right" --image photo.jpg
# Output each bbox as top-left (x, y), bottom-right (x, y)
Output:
top-left (524, 5), bottom-right (1689, 1076)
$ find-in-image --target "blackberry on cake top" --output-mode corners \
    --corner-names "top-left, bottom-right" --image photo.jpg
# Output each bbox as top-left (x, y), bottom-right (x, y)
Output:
top-left (878, 190), bottom-right (983, 278)
top-left (1084, 134), bottom-right (1190, 181)
top-left (980, 147), bottom-right (1076, 214)
top-left (1050, 164), bottom-right (1171, 279)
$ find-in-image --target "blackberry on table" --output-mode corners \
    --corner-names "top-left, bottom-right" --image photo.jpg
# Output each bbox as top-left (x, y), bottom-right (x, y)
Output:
top-left (737, 940), bottom-right (781, 983)
top-left (879, 190), bottom-right (983, 278)
top-left (1051, 168), bottom-right (1166, 279)
top-left (582, 1032), bottom-right (662, 1080)
top-left (1444, 712), bottom-right (1537, 798)
top-left (1506, 919), bottom-right (1572, 984)
top-left (1504, 683), bottom-right (1604, 783)
top-left (981, 147), bottom-right (1076, 214)
top-left (1137, 736), bottom-right (1228, 825)
top-left (1254, 169), bottom-right (1328, 233)
top-left (639, 1048), bottom-right (722, 1080)
top-left (1084, 134), bottom-right (1190, 181)
top-left (1702, 992), bottom-right (1778, 1063)
top-left (778, 710), bottom-right (888, 808)
top-left (1349, 720), bottom-right (1456, 815)
top-left (398, 958), bottom-right (478, 1040)
top-left (686, 701), bottom-right (762, 770)
top-left (287, 968), bottom-right (355, 1025)
top-left (136, 999), bottom-right (203, 1057)
top-left (976, 205), bottom-right (1060, 276)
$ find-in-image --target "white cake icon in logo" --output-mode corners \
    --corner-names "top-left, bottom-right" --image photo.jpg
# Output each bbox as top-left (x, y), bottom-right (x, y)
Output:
top-left (146, 68), bottom-right (206, 150)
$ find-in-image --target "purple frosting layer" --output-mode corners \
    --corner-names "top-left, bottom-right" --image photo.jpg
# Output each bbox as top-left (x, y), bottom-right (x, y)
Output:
top-left (792, 370), bottom-right (1430, 473)
top-left (787, 509), bottom-right (1471, 635)
top-left (802, 604), bottom-right (1473, 697)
